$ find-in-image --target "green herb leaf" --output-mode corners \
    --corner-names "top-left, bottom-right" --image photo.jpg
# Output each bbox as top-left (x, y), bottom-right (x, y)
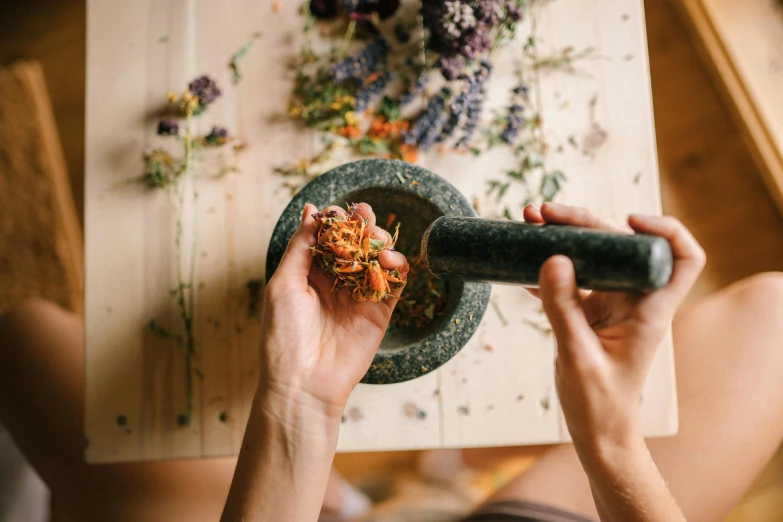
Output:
top-left (540, 170), bottom-right (567, 202)
top-left (358, 137), bottom-right (389, 156)
top-left (369, 238), bottom-right (386, 251)
top-left (378, 96), bottom-right (402, 122)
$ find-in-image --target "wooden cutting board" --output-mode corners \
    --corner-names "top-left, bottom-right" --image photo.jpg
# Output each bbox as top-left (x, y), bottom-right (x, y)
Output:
top-left (84, 0), bottom-right (676, 463)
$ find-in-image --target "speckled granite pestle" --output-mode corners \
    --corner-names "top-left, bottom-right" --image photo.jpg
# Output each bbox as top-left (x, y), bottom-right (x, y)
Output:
top-left (267, 159), bottom-right (491, 385)
top-left (422, 217), bottom-right (674, 292)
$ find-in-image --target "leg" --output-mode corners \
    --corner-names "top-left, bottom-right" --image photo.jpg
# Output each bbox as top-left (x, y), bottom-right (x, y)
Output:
top-left (477, 273), bottom-right (783, 522)
top-left (0, 300), bottom-right (353, 521)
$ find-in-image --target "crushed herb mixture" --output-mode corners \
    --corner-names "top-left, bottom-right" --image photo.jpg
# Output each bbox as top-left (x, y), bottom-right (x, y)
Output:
top-left (311, 205), bottom-right (406, 302)
top-left (390, 251), bottom-right (448, 329)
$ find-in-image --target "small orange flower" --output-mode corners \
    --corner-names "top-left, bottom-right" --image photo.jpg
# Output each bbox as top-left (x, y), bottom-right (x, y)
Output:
top-left (337, 125), bottom-right (361, 139)
top-left (367, 261), bottom-right (389, 296)
top-left (399, 144), bottom-right (418, 164)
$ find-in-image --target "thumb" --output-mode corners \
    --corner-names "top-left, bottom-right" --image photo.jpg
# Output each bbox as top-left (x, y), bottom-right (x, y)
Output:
top-left (275, 203), bottom-right (318, 284)
top-left (539, 256), bottom-right (596, 363)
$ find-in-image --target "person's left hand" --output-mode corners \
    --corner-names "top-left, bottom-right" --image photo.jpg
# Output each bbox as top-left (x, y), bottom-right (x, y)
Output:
top-left (259, 202), bottom-right (408, 422)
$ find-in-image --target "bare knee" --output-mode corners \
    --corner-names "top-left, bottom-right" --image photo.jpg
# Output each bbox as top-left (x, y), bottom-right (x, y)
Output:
top-left (0, 299), bottom-right (62, 336)
top-left (711, 272), bottom-right (783, 354)
top-left (724, 272), bottom-right (783, 313)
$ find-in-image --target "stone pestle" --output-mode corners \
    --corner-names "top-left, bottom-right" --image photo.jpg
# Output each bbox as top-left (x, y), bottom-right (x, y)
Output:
top-left (421, 216), bottom-right (674, 292)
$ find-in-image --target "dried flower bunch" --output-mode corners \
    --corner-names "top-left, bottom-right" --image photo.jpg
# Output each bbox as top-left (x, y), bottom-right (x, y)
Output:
top-left (139, 75), bottom-right (242, 426)
top-left (286, 0), bottom-right (532, 161)
top-left (311, 206), bottom-right (406, 302)
top-left (143, 76), bottom-right (238, 189)
top-left (277, 0), bottom-right (600, 216)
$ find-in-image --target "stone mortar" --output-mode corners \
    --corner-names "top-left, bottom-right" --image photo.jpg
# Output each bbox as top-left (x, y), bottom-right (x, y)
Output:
top-left (266, 159), bottom-right (491, 384)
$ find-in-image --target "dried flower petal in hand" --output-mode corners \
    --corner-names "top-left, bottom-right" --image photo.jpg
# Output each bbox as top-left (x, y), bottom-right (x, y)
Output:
top-left (311, 206), bottom-right (405, 302)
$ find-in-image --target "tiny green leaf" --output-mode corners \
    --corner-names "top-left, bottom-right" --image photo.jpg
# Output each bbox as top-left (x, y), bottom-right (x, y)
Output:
top-left (369, 238), bottom-right (386, 251)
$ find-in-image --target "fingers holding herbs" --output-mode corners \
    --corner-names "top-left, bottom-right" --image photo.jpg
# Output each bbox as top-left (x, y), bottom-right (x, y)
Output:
top-left (310, 203), bottom-right (408, 303)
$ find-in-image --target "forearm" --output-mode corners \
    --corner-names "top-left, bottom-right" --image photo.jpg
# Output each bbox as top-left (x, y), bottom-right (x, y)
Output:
top-left (574, 431), bottom-right (685, 522)
top-left (221, 387), bottom-right (340, 522)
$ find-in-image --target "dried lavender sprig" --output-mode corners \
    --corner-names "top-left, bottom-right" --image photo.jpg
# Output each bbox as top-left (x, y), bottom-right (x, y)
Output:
top-left (404, 87), bottom-right (450, 146)
top-left (435, 109), bottom-right (461, 144)
top-left (454, 60), bottom-right (493, 148)
top-left (419, 111), bottom-right (449, 151)
top-left (399, 74), bottom-right (428, 106)
top-left (355, 72), bottom-right (393, 112)
top-left (331, 37), bottom-right (389, 83)
top-left (501, 104), bottom-right (525, 144)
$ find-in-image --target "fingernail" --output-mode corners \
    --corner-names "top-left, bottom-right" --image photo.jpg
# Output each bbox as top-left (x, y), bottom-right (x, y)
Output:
top-left (531, 204), bottom-right (541, 213)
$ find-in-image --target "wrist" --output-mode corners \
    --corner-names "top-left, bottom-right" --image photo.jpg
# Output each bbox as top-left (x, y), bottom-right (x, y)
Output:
top-left (573, 421), bottom-right (647, 474)
top-left (255, 386), bottom-right (342, 448)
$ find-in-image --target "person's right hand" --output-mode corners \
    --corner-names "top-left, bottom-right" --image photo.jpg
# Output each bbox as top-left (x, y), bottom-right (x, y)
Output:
top-left (524, 203), bottom-right (706, 452)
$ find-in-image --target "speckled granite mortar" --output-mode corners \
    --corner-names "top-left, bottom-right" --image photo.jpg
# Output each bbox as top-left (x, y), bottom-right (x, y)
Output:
top-left (266, 159), bottom-right (491, 384)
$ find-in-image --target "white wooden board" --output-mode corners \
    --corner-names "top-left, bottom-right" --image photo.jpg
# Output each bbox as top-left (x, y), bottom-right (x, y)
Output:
top-left (85, 0), bottom-right (676, 462)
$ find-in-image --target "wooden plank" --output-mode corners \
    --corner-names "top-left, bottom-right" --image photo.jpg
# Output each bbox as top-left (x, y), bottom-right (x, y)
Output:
top-left (673, 0), bottom-right (783, 216)
top-left (84, 0), bottom-right (149, 462)
top-left (0, 60), bottom-right (83, 315)
top-left (85, 0), bottom-right (675, 461)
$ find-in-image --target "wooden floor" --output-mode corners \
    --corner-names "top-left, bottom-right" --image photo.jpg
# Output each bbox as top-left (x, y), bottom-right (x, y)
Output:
top-left (3, 0), bottom-right (783, 520)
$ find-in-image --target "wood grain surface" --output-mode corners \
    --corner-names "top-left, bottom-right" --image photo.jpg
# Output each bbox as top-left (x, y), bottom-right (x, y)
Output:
top-left (673, 0), bottom-right (783, 216)
top-left (84, 0), bottom-right (677, 463)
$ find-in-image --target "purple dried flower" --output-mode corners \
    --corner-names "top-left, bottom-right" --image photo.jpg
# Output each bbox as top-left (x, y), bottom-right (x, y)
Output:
top-left (437, 55), bottom-right (464, 81)
top-left (157, 119), bottom-right (179, 136)
top-left (501, 104), bottom-right (525, 144)
top-left (419, 111), bottom-right (449, 151)
top-left (435, 108), bottom-right (460, 144)
top-left (457, 24), bottom-right (492, 59)
top-left (474, 0), bottom-right (501, 24)
top-left (399, 74), bottom-right (428, 106)
top-left (355, 72), bottom-right (392, 112)
top-left (404, 87), bottom-right (450, 146)
top-left (454, 61), bottom-right (492, 148)
top-left (332, 37), bottom-right (389, 83)
top-left (441, 1), bottom-right (476, 40)
top-left (188, 75), bottom-right (221, 110)
top-left (512, 83), bottom-right (529, 97)
top-left (310, 0), bottom-right (339, 18)
top-left (506, 3), bottom-right (524, 22)
top-left (205, 126), bottom-right (229, 145)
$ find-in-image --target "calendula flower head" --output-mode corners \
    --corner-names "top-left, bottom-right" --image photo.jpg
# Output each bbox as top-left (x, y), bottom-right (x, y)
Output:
top-left (310, 205), bottom-right (404, 302)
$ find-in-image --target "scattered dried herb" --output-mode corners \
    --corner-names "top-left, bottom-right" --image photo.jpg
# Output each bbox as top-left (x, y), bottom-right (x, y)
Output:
top-left (311, 205), bottom-right (405, 302)
top-left (229, 41), bottom-right (254, 84)
top-left (390, 252), bottom-right (448, 329)
top-left (133, 75), bottom-right (242, 426)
